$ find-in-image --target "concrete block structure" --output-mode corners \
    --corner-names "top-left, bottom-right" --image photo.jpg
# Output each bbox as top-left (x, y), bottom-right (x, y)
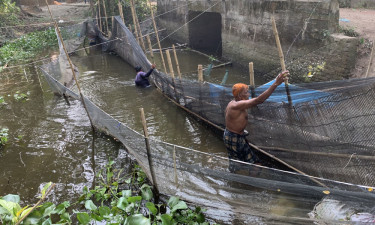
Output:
top-left (157, 0), bottom-right (357, 81)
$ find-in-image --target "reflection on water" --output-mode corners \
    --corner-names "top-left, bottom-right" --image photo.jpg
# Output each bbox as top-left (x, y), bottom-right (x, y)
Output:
top-left (0, 65), bottom-right (131, 203)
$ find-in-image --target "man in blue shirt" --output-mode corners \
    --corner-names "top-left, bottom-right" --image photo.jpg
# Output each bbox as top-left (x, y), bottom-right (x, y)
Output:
top-left (134, 64), bottom-right (156, 88)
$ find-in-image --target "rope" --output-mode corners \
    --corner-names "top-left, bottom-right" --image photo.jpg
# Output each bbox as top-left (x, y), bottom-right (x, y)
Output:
top-left (343, 153), bottom-right (357, 169)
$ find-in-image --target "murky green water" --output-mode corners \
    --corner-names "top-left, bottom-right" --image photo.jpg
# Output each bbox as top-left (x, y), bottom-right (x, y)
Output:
top-left (0, 48), bottom-right (257, 200)
top-left (0, 46), bottom-right (319, 224)
top-left (0, 64), bottom-right (132, 203)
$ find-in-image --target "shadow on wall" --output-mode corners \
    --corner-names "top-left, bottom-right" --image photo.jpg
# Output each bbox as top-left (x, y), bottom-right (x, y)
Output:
top-left (188, 11), bottom-right (222, 57)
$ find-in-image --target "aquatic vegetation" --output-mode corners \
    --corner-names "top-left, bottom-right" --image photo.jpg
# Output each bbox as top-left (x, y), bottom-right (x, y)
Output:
top-left (0, 28), bottom-right (57, 66)
top-left (0, 128), bottom-right (8, 146)
top-left (13, 91), bottom-right (29, 101)
top-left (0, 161), bottom-right (215, 224)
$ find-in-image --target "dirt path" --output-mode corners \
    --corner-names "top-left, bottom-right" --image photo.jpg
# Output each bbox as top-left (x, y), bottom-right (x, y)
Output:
top-left (37, 3), bottom-right (90, 22)
top-left (340, 8), bottom-right (375, 78)
top-left (20, 2), bottom-right (90, 29)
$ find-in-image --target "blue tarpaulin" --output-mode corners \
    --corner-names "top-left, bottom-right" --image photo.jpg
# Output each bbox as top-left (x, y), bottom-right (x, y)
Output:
top-left (209, 81), bottom-right (331, 105)
top-left (255, 80), bottom-right (331, 105)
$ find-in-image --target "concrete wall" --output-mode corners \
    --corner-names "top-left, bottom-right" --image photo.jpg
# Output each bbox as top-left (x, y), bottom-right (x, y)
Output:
top-left (339, 0), bottom-right (375, 8)
top-left (157, 0), bottom-right (360, 81)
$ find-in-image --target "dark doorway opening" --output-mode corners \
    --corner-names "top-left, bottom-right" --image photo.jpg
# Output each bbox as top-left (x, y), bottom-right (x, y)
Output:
top-left (188, 11), bottom-right (222, 57)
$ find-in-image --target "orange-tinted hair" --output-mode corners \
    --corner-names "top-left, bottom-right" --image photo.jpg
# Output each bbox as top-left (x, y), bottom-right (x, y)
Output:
top-left (232, 83), bottom-right (248, 98)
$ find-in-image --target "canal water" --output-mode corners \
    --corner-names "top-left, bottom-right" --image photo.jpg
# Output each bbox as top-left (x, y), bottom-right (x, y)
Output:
top-left (0, 46), bottom-right (319, 224)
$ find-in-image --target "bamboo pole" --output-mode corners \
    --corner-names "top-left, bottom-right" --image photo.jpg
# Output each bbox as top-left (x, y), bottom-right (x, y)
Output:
top-left (165, 50), bottom-right (175, 78)
top-left (148, 0), bottom-right (167, 73)
top-left (129, 0), bottom-right (141, 45)
top-left (131, 0), bottom-right (146, 52)
top-left (97, 0), bottom-right (102, 32)
top-left (139, 108), bottom-right (160, 199)
top-left (271, 16), bottom-right (292, 105)
top-left (249, 62), bottom-right (255, 98)
top-left (173, 145), bottom-right (178, 185)
top-left (45, 0), bottom-right (95, 129)
top-left (365, 40), bottom-right (375, 78)
top-left (128, 24), bottom-right (133, 33)
top-left (102, 0), bottom-right (109, 34)
top-left (146, 34), bottom-right (154, 62)
top-left (198, 64), bottom-right (203, 82)
top-left (118, 1), bottom-right (125, 24)
top-left (135, 7), bottom-right (147, 53)
top-left (172, 44), bottom-right (182, 79)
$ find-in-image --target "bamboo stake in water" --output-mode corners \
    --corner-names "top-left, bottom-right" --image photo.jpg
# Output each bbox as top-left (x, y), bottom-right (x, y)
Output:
top-left (172, 44), bottom-right (182, 79)
top-left (365, 40), bottom-right (375, 78)
top-left (102, 0), bottom-right (109, 34)
top-left (271, 16), bottom-right (292, 105)
top-left (131, 0), bottom-right (146, 52)
top-left (139, 108), bottom-right (160, 198)
top-left (173, 145), bottom-right (178, 186)
top-left (118, 1), bottom-right (125, 24)
top-left (165, 50), bottom-right (175, 78)
top-left (97, 0), bottom-right (102, 32)
top-left (249, 62), bottom-right (255, 98)
top-left (128, 24), bottom-right (133, 33)
top-left (45, 0), bottom-right (94, 129)
top-left (146, 34), bottom-right (154, 61)
top-left (198, 64), bottom-right (203, 82)
top-left (148, 0), bottom-right (167, 73)
top-left (130, 0), bottom-right (140, 45)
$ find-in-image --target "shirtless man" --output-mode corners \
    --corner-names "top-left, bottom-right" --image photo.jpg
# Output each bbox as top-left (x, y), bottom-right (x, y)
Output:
top-left (224, 71), bottom-right (289, 168)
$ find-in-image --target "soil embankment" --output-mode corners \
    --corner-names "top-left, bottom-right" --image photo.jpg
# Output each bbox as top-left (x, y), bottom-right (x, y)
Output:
top-left (339, 8), bottom-right (375, 78)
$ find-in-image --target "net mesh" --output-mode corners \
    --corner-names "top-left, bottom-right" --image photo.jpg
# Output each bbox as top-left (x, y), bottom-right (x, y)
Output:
top-left (40, 16), bottom-right (375, 224)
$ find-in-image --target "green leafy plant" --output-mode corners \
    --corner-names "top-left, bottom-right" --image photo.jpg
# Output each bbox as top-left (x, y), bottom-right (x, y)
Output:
top-left (0, 182), bottom-right (55, 224)
top-left (13, 91), bottom-right (29, 101)
top-left (0, 161), bottom-right (216, 224)
top-left (0, 28), bottom-right (57, 66)
top-left (0, 96), bottom-right (5, 105)
top-left (0, 0), bottom-right (19, 14)
top-left (0, 128), bottom-right (9, 146)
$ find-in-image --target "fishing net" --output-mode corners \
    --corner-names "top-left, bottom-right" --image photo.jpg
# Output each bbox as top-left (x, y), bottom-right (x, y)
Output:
top-left (40, 15), bottom-right (375, 224)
